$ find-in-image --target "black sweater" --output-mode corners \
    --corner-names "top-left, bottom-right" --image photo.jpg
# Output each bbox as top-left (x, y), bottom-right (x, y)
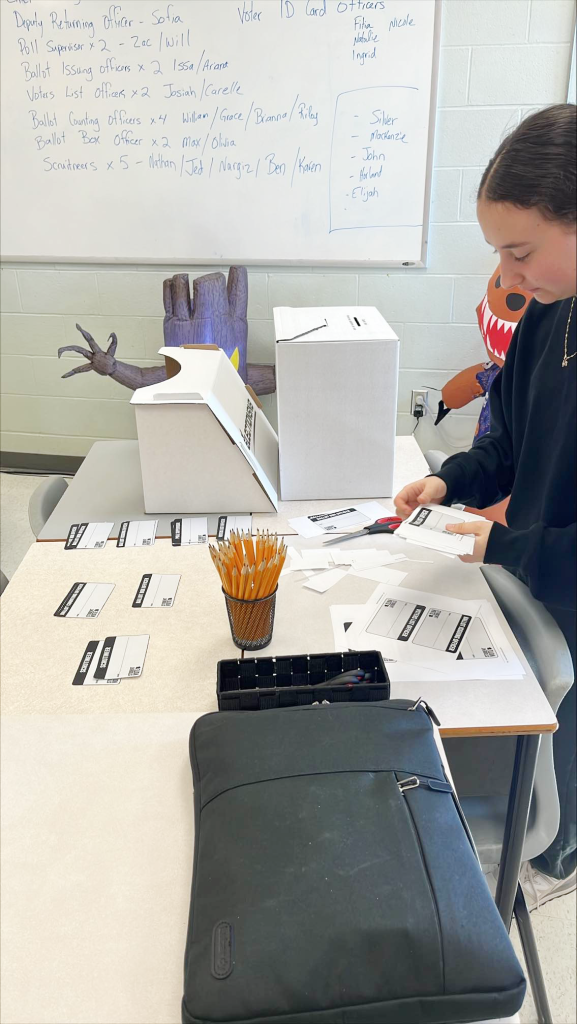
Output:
top-left (437, 295), bottom-right (576, 612)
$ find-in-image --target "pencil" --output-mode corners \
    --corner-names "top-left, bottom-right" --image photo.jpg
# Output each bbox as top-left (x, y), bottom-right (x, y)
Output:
top-left (210, 529), bottom-right (284, 600)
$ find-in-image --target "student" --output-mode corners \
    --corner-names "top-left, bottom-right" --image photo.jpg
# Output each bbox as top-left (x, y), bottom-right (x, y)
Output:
top-left (395, 103), bottom-right (576, 907)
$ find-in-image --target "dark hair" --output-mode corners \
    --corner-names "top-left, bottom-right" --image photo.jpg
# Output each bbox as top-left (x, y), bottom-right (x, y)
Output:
top-left (478, 104), bottom-right (576, 224)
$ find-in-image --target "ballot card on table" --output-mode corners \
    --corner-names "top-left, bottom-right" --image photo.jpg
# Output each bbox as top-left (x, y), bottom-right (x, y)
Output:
top-left (132, 573), bottom-right (180, 608)
top-left (171, 518), bottom-right (208, 546)
top-left (94, 634), bottom-right (150, 680)
top-left (65, 522), bottom-right (114, 550)
top-left (72, 640), bottom-right (120, 685)
top-left (215, 515), bottom-right (252, 541)
top-left (117, 520), bottom-right (158, 548)
top-left (54, 582), bottom-right (114, 619)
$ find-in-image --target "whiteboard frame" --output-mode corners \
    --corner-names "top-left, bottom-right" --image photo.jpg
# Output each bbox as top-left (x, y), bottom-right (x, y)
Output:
top-left (1, 0), bottom-right (441, 269)
top-left (568, 21), bottom-right (576, 102)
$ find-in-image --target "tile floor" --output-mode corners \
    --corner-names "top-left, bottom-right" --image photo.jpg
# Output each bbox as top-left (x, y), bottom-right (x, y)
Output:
top-left (1, 471), bottom-right (575, 1024)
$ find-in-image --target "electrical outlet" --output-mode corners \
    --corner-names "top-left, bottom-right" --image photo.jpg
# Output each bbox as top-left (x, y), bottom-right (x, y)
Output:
top-left (410, 388), bottom-right (428, 416)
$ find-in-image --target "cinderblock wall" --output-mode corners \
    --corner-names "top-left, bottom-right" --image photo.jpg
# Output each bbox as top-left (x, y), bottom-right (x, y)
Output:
top-left (1, 0), bottom-right (575, 459)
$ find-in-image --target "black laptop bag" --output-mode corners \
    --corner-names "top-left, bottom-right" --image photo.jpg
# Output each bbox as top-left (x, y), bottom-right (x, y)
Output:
top-left (182, 700), bottom-right (526, 1024)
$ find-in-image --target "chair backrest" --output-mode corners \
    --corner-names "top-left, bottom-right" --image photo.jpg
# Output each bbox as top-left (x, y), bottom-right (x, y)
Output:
top-left (28, 477), bottom-right (69, 538)
top-left (481, 565), bottom-right (574, 861)
top-left (424, 449), bottom-right (447, 475)
top-left (0, 570), bottom-right (9, 596)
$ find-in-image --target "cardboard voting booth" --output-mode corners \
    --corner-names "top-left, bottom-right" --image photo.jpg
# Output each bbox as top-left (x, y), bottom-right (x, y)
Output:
top-left (273, 307), bottom-right (399, 500)
top-left (131, 347), bottom-right (279, 513)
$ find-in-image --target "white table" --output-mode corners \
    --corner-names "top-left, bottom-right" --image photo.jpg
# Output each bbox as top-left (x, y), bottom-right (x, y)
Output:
top-left (0, 535), bottom-right (553, 1024)
top-left (0, 711), bottom-right (520, 1024)
top-left (0, 536), bottom-right (556, 735)
top-left (37, 436), bottom-right (429, 541)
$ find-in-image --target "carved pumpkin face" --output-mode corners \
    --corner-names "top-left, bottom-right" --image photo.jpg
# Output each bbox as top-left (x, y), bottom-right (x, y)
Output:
top-left (476, 265), bottom-right (532, 367)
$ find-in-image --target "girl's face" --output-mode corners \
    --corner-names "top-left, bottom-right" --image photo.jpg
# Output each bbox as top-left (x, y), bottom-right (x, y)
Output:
top-left (477, 199), bottom-right (577, 303)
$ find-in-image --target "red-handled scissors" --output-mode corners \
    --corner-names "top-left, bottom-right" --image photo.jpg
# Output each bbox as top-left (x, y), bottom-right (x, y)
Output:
top-left (323, 516), bottom-right (402, 545)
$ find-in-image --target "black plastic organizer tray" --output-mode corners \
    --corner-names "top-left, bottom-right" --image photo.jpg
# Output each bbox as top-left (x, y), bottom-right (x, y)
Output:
top-left (217, 651), bottom-right (390, 711)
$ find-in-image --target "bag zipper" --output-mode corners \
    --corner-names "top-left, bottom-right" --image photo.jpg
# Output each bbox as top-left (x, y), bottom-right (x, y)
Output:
top-left (397, 773), bottom-right (453, 794)
top-left (396, 771), bottom-right (446, 993)
top-left (408, 696), bottom-right (441, 725)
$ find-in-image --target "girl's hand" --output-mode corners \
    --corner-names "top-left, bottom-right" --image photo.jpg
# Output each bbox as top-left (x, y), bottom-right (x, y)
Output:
top-left (394, 476), bottom-right (448, 519)
top-left (445, 520), bottom-right (494, 563)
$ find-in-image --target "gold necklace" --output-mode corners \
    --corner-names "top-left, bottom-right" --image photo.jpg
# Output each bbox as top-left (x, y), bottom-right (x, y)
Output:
top-left (562, 296), bottom-right (576, 367)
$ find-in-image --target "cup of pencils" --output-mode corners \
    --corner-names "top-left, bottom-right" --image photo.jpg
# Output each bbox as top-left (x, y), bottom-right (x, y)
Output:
top-left (209, 530), bottom-right (287, 651)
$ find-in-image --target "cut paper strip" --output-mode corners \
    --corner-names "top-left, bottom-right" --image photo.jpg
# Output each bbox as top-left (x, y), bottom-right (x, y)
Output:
top-left (302, 568), bottom-right (348, 593)
top-left (350, 551), bottom-right (402, 571)
top-left (327, 549), bottom-right (354, 565)
top-left (348, 566), bottom-right (408, 586)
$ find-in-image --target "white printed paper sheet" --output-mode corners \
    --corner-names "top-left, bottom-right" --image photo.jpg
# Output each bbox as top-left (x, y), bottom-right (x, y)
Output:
top-left (349, 585), bottom-right (524, 679)
top-left (288, 502), bottom-right (392, 539)
top-left (395, 505), bottom-right (489, 557)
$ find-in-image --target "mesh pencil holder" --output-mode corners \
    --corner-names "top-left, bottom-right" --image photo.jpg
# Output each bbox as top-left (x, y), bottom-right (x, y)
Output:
top-left (223, 587), bottom-right (278, 651)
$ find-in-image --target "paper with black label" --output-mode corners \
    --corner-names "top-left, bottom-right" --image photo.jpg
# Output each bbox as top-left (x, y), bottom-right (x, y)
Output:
top-left (94, 634), bottom-right (150, 680)
top-left (288, 502), bottom-right (391, 539)
top-left (65, 522), bottom-right (114, 550)
top-left (329, 603), bottom-right (447, 684)
top-left (395, 504), bottom-right (488, 556)
top-left (117, 520), bottom-right (158, 548)
top-left (215, 515), bottom-right (252, 542)
top-left (350, 584), bottom-right (524, 679)
top-left (171, 517), bottom-right (208, 546)
top-left (241, 397), bottom-right (256, 451)
top-left (132, 574), bottom-right (180, 608)
top-left (72, 640), bottom-right (120, 686)
top-left (54, 582), bottom-right (114, 619)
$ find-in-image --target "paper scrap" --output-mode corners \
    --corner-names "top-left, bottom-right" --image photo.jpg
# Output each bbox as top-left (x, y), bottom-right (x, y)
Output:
top-left (348, 566), bottom-right (408, 586)
top-left (327, 549), bottom-right (354, 565)
top-left (350, 551), bottom-right (401, 571)
top-left (302, 568), bottom-right (348, 593)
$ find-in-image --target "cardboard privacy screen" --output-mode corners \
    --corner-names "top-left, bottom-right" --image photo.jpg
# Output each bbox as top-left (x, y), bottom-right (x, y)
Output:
top-left (132, 347), bottom-right (278, 514)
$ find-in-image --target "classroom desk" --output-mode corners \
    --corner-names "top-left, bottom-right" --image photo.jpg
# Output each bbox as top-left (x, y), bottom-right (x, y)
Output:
top-left (0, 537), bottom-right (553, 1024)
top-left (0, 535), bottom-right (556, 733)
top-left (0, 711), bottom-right (520, 1024)
top-left (37, 436), bottom-right (430, 541)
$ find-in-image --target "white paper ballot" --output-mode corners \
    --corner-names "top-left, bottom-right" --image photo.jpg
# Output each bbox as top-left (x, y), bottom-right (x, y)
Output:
top-left (171, 518), bottom-right (208, 546)
top-left (132, 574), bottom-right (181, 608)
top-left (94, 635), bottom-right (150, 680)
top-left (215, 515), bottom-right (252, 541)
top-left (288, 502), bottom-right (391, 539)
top-left (72, 640), bottom-right (120, 685)
top-left (303, 568), bottom-right (349, 593)
top-left (350, 585), bottom-right (524, 679)
top-left (395, 505), bottom-right (488, 556)
top-left (117, 520), bottom-right (158, 548)
top-left (54, 582), bottom-right (114, 619)
top-left (65, 522), bottom-right (114, 550)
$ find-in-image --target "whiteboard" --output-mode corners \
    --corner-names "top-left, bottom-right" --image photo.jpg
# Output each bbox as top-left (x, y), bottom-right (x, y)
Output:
top-left (0, 0), bottom-right (440, 265)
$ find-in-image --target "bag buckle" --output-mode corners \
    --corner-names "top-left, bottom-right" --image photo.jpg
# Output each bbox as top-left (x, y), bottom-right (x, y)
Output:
top-left (408, 697), bottom-right (441, 726)
top-left (398, 776), bottom-right (420, 793)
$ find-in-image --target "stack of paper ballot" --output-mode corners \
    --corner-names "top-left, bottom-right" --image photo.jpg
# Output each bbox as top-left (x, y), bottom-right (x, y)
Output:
top-left (329, 583), bottom-right (525, 683)
top-left (394, 504), bottom-right (490, 558)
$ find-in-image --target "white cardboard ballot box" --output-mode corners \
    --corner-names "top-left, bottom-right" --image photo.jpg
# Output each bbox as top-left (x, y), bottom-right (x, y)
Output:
top-left (273, 306), bottom-right (399, 500)
top-left (131, 347), bottom-right (279, 513)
